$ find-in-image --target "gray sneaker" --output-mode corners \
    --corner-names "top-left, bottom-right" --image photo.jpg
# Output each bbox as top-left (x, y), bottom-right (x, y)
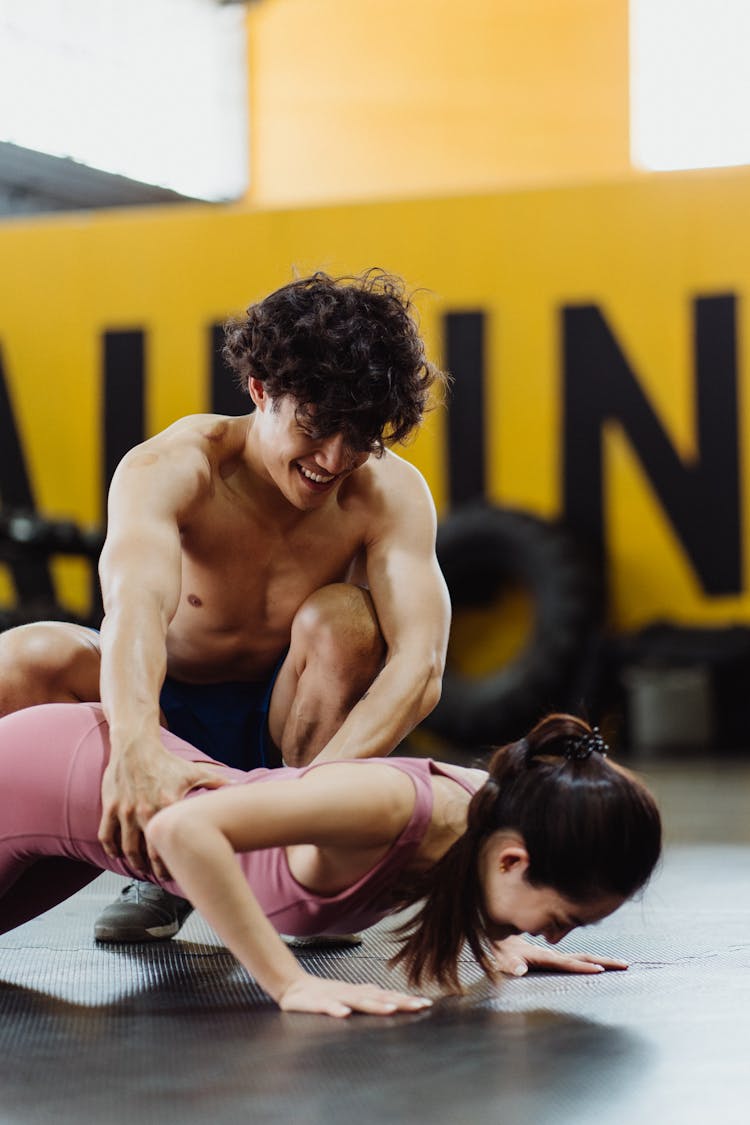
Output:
top-left (94, 881), bottom-right (194, 942)
top-left (281, 933), bottom-right (363, 949)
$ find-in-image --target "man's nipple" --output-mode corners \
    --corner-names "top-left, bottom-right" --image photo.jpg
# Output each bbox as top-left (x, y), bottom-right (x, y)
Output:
top-left (187, 594), bottom-right (203, 607)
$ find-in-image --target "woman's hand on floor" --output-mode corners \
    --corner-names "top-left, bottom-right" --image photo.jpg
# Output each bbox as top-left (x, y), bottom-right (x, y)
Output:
top-left (491, 935), bottom-right (629, 977)
top-left (277, 973), bottom-right (433, 1018)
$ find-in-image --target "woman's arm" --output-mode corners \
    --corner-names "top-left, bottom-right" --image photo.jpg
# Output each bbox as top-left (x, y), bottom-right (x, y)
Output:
top-left (145, 764), bottom-right (434, 1017)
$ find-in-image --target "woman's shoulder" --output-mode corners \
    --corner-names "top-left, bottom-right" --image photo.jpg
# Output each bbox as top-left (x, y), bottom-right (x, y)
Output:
top-left (429, 760), bottom-right (489, 793)
top-left (291, 758), bottom-right (424, 844)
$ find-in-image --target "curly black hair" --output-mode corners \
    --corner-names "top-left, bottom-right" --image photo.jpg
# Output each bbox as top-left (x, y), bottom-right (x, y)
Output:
top-left (222, 269), bottom-right (447, 453)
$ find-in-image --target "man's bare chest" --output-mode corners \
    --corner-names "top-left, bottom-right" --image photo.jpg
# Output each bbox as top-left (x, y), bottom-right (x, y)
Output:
top-left (175, 500), bottom-right (366, 631)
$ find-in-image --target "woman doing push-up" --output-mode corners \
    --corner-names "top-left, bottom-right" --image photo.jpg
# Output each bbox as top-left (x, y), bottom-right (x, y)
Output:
top-left (0, 703), bottom-right (661, 1018)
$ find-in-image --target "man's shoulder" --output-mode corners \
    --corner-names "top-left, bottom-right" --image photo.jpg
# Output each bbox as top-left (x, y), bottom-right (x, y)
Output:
top-left (367, 449), bottom-right (433, 502)
top-left (342, 449), bottom-right (436, 526)
top-left (155, 413), bottom-right (251, 448)
top-left (112, 415), bottom-right (253, 503)
top-left (363, 448), bottom-right (427, 484)
top-left (129, 414), bottom-right (251, 465)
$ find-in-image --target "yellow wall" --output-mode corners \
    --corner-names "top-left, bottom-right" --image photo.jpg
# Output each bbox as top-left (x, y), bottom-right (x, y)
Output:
top-left (0, 165), bottom-right (748, 628)
top-left (246, 0), bottom-right (631, 207)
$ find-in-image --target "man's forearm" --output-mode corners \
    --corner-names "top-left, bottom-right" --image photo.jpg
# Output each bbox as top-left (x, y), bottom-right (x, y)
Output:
top-left (313, 657), bottom-right (442, 762)
top-left (99, 599), bottom-right (169, 753)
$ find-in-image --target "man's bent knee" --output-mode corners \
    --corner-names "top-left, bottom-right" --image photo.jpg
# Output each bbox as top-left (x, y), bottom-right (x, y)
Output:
top-left (291, 584), bottom-right (385, 670)
top-left (0, 621), bottom-right (101, 715)
top-left (269, 587), bottom-right (386, 762)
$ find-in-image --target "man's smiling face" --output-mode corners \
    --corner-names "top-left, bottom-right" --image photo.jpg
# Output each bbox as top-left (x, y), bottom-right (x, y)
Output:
top-left (249, 379), bottom-right (371, 509)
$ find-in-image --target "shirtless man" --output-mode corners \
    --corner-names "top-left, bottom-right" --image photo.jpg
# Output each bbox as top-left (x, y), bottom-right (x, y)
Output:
top-left (0, 270), bottom-right (451, 942)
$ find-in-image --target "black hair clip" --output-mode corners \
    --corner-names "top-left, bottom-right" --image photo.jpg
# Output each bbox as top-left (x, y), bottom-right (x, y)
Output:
top-left (562, 727), bottom-right (608, 761)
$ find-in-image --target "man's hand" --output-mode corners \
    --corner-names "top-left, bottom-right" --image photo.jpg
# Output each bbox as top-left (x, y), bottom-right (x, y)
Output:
top-left (491, 935), bottom-right (629, 977)
top-left (98, 739), bottom-right (229, 878)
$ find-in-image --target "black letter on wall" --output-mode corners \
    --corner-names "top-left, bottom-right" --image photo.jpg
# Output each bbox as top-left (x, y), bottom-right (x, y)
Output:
top-left (445, 311), bottom-right (487, 508)
top-left (0, 345), bottom-right (55, 601)
top-left (563, 296), bottom-right (741, 595)
top-left (103, 330), bottom-right (145, 504)
top-left (210, 323), bottom-right (251, 416)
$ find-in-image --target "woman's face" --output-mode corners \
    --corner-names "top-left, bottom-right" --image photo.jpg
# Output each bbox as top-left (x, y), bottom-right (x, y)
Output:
top-left (480, 832), bottom-right (625, 944)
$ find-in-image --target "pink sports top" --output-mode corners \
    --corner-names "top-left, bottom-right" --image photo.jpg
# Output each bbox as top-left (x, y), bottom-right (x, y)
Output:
top-left (0, 703), bottom-right (482, 940)
top-left (226, 757), bottom-right (479, 936)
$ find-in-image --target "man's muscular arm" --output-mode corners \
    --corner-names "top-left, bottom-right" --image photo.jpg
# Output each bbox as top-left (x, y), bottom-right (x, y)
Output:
top-left (97, 437), bottom-right (226, 874)
top-left (313, 458), bottom-right (450, 762)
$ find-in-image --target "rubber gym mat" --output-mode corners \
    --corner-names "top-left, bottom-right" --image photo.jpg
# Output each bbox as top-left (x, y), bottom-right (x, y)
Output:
top-left (1, 845), bottom-right (748, 1125)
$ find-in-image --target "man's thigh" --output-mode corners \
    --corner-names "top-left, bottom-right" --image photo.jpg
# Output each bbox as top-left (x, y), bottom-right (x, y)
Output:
top-left (0, 621), bottom-right (102, 712)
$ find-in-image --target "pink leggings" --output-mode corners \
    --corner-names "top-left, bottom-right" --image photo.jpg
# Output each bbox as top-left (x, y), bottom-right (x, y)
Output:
top-left (0, 702), bottom-right (240, 935)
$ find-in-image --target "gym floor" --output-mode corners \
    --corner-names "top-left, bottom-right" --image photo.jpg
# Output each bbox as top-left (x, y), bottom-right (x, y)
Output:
top-left (1, 752), bottom-right (748, 1125)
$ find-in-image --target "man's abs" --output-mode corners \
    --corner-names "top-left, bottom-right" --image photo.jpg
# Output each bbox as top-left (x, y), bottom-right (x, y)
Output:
top-left (164, 635), bottom-right (286, 685)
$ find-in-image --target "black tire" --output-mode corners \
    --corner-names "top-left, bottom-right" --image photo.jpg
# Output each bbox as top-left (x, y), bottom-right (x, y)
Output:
top-left (423, 504), bottom-right (602, 747)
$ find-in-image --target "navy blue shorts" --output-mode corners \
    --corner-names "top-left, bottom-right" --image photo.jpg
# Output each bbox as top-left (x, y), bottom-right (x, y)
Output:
top-left (83, 629), bottom-right (284, 771)
top-left (159, 671), bottom-right (282, 770)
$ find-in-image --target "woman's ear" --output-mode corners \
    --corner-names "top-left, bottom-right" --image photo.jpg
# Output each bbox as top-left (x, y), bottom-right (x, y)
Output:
top-left (490, 828), bottom-right (530, 877)
top-left (496, 843), bottom-right (530, 877)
